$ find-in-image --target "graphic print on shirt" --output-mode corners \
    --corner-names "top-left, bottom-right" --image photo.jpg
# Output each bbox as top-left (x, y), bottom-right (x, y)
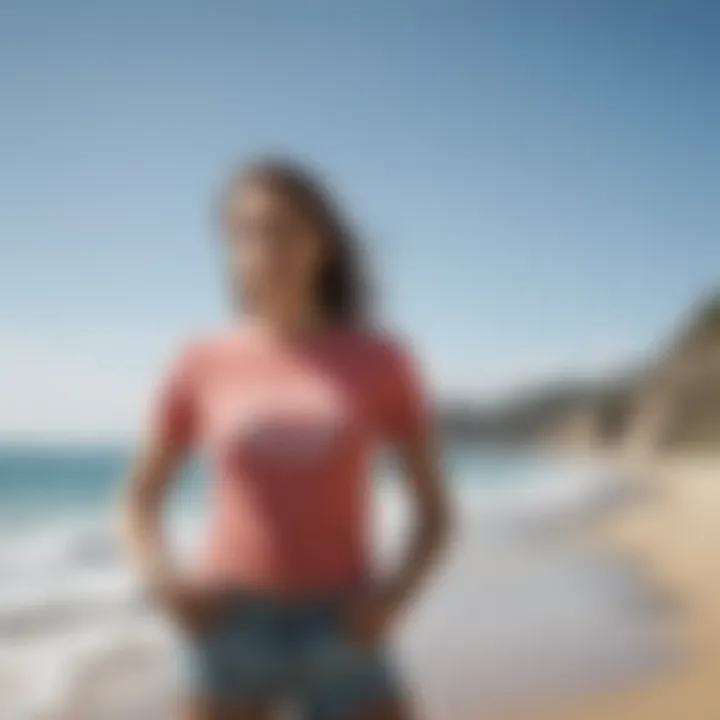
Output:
top-left (228, 379), bottom-right (353, 470)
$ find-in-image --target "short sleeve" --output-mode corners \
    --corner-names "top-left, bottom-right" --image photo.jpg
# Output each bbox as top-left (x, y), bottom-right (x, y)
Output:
top-left (376, 338), bottom-right (431, 443)
top-left (150, 344), bottom-right (200, 447)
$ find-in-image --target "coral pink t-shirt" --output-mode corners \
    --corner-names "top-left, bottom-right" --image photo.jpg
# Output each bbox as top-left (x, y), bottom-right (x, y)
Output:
top-left (153, 324), bottom-right (429, 596)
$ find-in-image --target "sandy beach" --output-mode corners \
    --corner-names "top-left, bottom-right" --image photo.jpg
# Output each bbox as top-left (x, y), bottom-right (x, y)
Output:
top-left (542, 455), bottom-right (720, 720)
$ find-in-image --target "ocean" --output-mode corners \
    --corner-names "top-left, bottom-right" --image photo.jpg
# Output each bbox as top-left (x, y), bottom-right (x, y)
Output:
top-left (0, 444), bottom-right (673, 719)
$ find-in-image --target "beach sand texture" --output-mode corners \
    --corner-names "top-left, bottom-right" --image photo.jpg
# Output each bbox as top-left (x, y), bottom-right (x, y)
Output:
top-left (543, 456), bottom-right (720, 720)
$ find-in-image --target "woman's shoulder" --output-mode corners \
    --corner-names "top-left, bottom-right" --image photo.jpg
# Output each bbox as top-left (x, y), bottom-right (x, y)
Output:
top-left (168, 326), bottom-right (254, 369)
top-left (341, 325), bottom-right (417, 367)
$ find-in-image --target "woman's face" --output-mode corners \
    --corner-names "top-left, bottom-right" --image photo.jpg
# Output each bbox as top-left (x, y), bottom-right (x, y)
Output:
top-left (225, 181), bottom-right (325, 318)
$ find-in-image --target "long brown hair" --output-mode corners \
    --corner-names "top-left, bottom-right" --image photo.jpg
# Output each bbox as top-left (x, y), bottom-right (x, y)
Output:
top-left (223, 158), bottom-right (369, 326)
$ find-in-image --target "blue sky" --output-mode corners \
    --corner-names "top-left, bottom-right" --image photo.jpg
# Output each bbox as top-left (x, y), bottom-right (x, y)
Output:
top-left (1, 0), bottom-right (718, 439)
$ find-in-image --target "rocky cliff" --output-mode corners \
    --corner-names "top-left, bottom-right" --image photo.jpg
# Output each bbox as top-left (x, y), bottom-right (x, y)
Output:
top-left (625, 293), bottom-right (720, 452)
top-left (442, 292), bottom-right (720, 453)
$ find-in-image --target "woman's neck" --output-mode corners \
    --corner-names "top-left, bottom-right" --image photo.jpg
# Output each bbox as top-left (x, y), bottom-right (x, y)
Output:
top-left (244, 305), bottom-right (331, 343)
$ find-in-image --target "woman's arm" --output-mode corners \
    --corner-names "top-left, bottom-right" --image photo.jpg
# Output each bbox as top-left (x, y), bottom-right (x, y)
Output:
top-left (121, 429), bottom-right (221, 631)
top-left (385, 430), bottom-right (452, 607)
top-left (121, 429), bottom-right (186, 594)
top-left (345, 426), bottom-right (452, 643)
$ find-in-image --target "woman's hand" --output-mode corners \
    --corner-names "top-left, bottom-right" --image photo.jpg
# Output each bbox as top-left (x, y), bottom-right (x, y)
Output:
top-left (341, 585), bottom-right (403, 647)
top-left (152, 576), bottom-right (227, 635)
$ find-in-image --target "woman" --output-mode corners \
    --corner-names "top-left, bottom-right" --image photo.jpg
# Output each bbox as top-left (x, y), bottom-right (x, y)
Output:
top-left (123, 159), bottom-right (451, 720)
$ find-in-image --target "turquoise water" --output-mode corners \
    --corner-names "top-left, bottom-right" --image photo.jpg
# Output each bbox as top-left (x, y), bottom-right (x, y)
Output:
top-left (0, 443), bottom-right (544, 531)
top-left (0, 445), bottom-right (200, 530)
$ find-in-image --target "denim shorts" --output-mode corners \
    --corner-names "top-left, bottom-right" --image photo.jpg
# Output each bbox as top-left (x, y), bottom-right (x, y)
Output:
top-left (176, 591), bottom-right (399, 718)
